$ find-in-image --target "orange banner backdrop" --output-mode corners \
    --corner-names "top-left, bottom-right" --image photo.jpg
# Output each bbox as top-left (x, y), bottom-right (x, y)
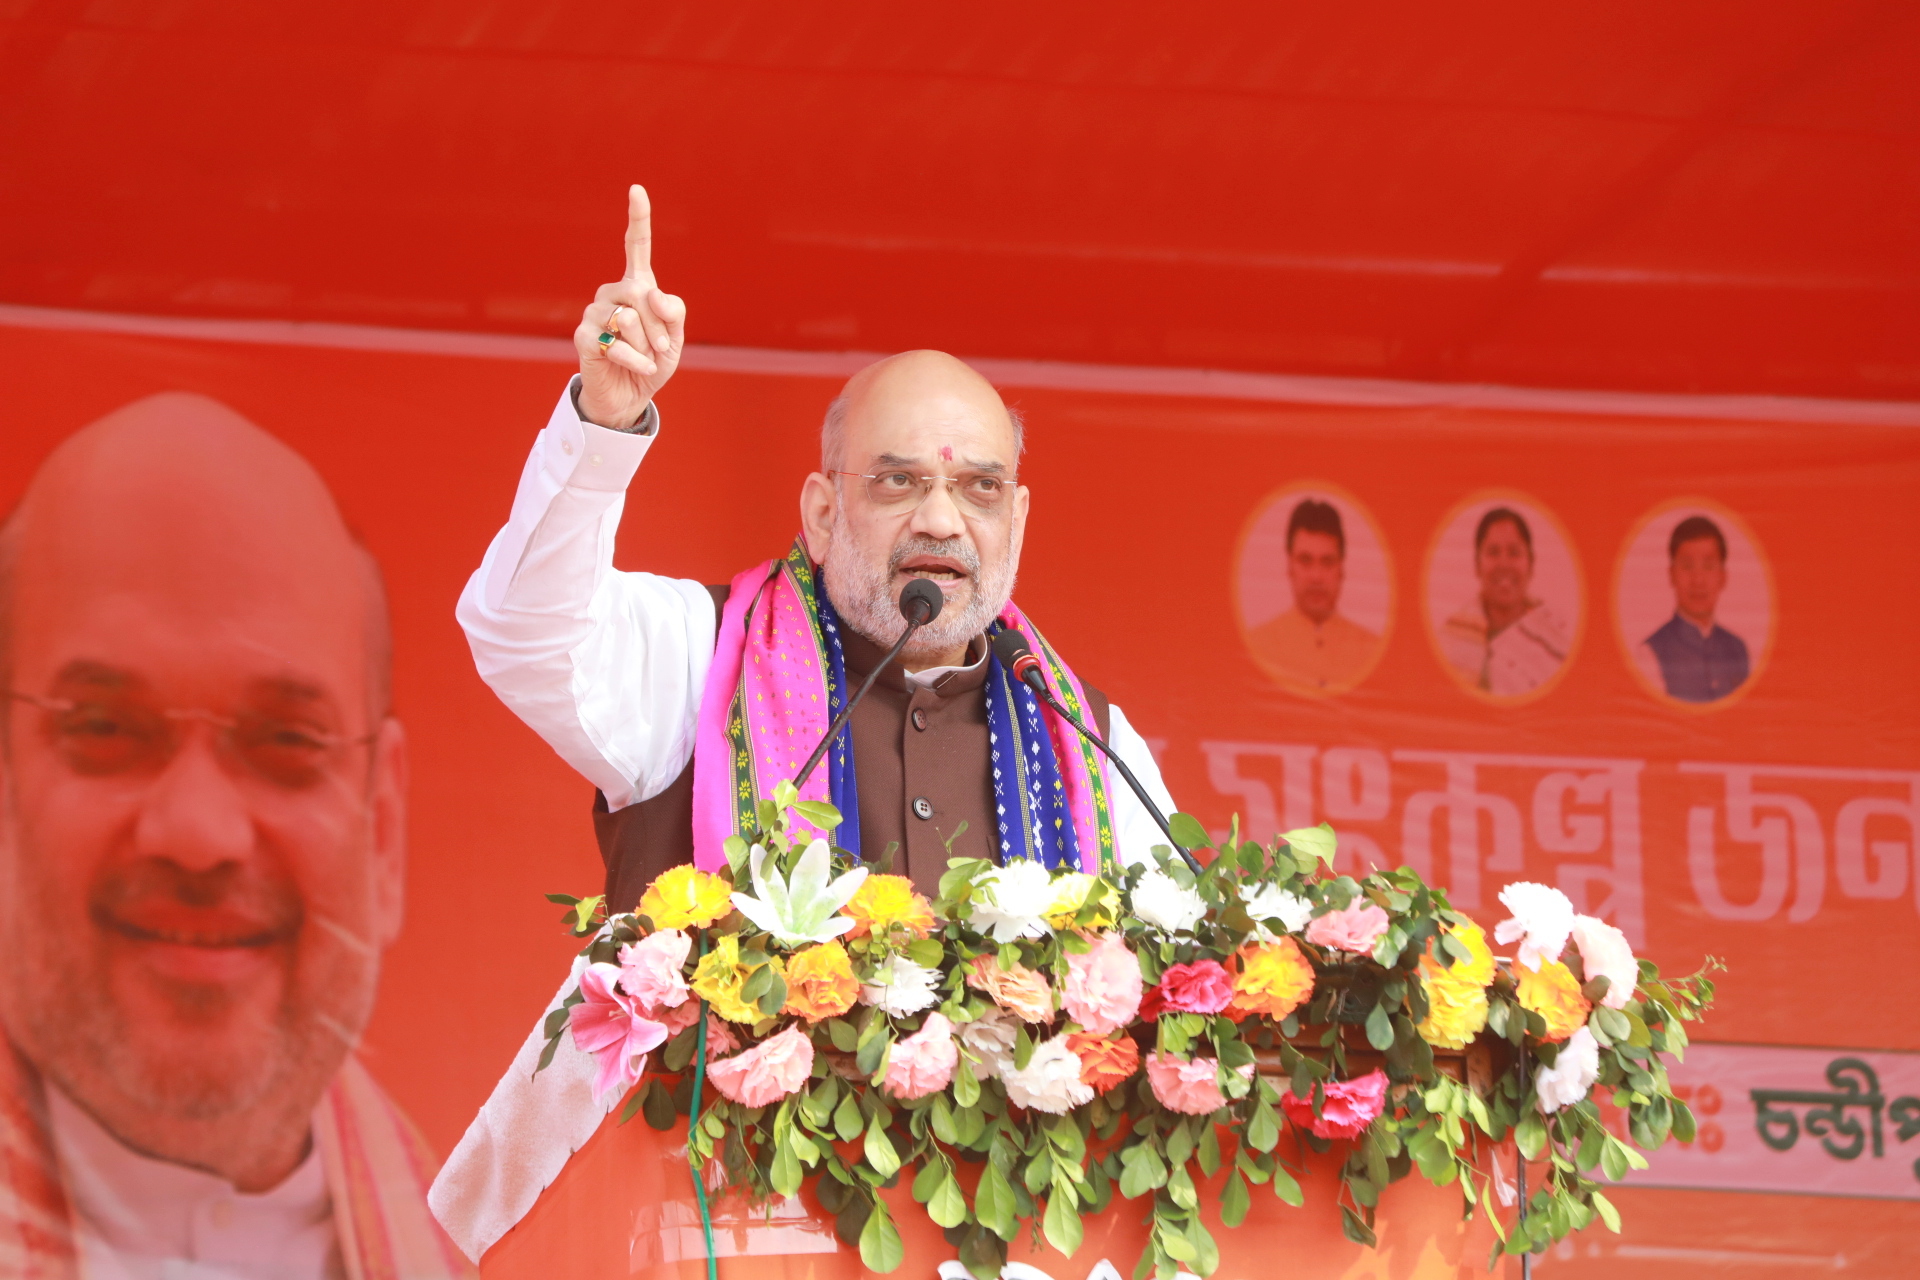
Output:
top-left (2, 315), bottom-right (1917, 1275)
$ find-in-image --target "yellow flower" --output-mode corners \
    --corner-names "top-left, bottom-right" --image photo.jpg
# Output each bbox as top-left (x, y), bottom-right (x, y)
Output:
top-left (783, 941), bottom-right (859, 1022)
top-left (1229, 937), bottom-right (1316, 1020)
top-left (1415, 921), bottom-right (1496, 1050)
top-left (1044, 872), bottom-right (1113, 929)
top-left (639, 865), bottom-right (735, 930)
top-left (841, 874), bottom-right (936, 940)
top-left (1516, 959), bottom-right (1592, 1043)
top-left (691, 935), bottom-right (782, 1024)
top-left (1418, 970), bottom-right (1490, 1050)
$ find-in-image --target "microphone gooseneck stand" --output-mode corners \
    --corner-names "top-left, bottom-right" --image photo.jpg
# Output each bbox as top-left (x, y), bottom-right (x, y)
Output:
top-left (792, 577), bottom-right (945, 791)
top-left (990, 630), bottom-right (1205, 874)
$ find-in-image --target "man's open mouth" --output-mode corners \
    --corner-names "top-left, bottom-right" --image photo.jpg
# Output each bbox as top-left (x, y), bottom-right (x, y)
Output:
top-left (897, 554), bottom-right (971, 583)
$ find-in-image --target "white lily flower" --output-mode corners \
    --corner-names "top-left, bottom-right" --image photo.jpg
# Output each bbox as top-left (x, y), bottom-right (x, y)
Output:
top-left (729, 839), bottom-right (868, 947)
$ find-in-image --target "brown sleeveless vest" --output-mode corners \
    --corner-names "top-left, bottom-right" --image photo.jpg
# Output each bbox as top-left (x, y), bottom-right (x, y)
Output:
top-left (592, 586), bottom-right (1109, 910)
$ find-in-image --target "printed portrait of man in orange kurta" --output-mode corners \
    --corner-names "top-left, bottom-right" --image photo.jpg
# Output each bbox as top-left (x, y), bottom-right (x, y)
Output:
top-left (0, 394), bottom-right (470, 1279)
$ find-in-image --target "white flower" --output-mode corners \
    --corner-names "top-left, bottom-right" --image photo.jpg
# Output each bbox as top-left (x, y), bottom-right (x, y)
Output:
top-left (1001, 1038), bottom-right (1095, 1114)
top-left (1570, 916), bottom-right (1637, 1010)
top-left (1130, 869), bottom-right (1206, 935)
top-left (1242, 884), bottom-right (1314, 940)
top-left (1534, 1026), bottom-right (1601, 1114)
top-left (730, 839), bottom-right (868, 947)
top-left (859, 954), bottom-right (940, 1017)
top-left (969, 860), bottom-right (1056, 943)
top-left (1493, 881), bottom-right (1575, 971)
top-left (957, 1008), bottom-right (1021, 1079)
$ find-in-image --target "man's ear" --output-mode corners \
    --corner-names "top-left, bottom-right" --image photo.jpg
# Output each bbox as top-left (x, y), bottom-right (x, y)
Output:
top-left (368, 716), bottom-right (408, 949)
top-left (799, 472), bottom-right (838, 563)
top-left (1007, 483), bottom-right (1031, 567)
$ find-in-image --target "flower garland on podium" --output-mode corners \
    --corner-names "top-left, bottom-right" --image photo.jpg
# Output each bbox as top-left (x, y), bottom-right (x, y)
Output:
top-left (540, 787), bottom-right (1715, 1280)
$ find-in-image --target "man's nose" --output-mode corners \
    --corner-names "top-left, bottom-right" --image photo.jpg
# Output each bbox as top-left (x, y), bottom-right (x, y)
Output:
top-left (133, 727), bottom-right (254, 872)
top-left (909, 482), bottom-right (967, 540)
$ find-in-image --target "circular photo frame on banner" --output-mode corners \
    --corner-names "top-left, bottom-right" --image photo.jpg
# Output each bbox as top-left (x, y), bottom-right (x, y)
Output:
top-left (1234, 480), bottom-right (1393, 697)
top-left (1614, 498), bottom-right (1773, 711)
top-left (1423, 491), bottom-right (1584, 705)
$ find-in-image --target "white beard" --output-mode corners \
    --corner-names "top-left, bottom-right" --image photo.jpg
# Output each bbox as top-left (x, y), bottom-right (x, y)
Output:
top-left (822, 520), bottom-right (1015, 663)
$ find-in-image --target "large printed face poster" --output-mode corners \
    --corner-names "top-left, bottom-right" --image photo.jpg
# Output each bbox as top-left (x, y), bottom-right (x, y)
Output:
top-left (0, 315), bottom-right (1915, 1276)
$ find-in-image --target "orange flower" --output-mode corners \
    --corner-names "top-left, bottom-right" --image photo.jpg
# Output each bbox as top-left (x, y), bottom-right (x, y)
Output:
top-left (639, 865), bottom-right (734, 930)
top-left (966, 955), bottom-right (1055, 1023)
top-left (783, 940), bottom-right (859, 1022)
top-left (841, 874), bottom-right (936, 940)
top-left (1516, 960), bottom-right (1592, 1043)
top-left (1066, 1032), bottom-right (1139, 1094)
top-left (1229, 937), bottom-right (1316, 1021)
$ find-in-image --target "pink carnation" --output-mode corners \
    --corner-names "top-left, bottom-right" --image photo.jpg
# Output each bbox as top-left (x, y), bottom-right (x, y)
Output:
top-left (1304, 902), bottom-right (1391, 955)
top-left (619, 929), bottom-right (692, 1014)
top-left (1145, 1051), bottom-right (1253, 1115)
top-left (706, 1025), bottom-right (814, 1107)
top-left (885, 1013), bottom-right (960, 1101)
top-left (1063, 933), bottom-right (1144, 1035)
top-left (569, 962), bottom-right (670, 1101)
top-left (1280, 1068), bottom-right (1388, 1140)
top-left (1569, 916), bottom-right (1637, 1010)
top-left (1142, 959), bottom-right (1235, 1019)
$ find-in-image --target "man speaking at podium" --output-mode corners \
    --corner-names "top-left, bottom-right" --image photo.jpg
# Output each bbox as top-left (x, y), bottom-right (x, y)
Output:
top-left (457, 186), bottom-right (1178, 907)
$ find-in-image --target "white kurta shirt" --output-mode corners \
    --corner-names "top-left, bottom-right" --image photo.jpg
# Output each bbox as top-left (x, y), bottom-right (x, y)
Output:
top-left (45, 1087), bottom-right (342, 1280)
top-left (456, 379), bottom-right (1178, 864)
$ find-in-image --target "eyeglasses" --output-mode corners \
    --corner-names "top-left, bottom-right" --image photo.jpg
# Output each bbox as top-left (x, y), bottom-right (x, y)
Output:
top-left (5, 690), bottom-right (377, 791)
top-left (832, 468), bottom-right (1015, 516)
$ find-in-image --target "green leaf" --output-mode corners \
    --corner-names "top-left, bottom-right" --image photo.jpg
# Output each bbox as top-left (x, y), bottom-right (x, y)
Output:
top-left (1167, 1164), bottom-right (1198, 1212)
top-left (1365, 1002), bottom-right (1395, 1052)
top-left (1271, 1163), bottom-right (1304, 1206)
top-left (827, 1017), bottom-right (859, 1053)
top-left (1591, 1189), bottom-right (1622, 1233)
top-left (535, 1032), bottom-right (562, 1073)
top-left (1043, 1180), bottom-right (1085, 1257)
top-left (930, 1093), bottom-right (959, 1144)
top-left (858, 1198), bottom-right (905, 1273)
top-left (865, 1114), bottom-right (901, 1179)
top-left (1515, 1110), bottom-right (1547, 1161)
top-left (792, 800), bottom-right (845, 831)
top-left (1247, 1100), bottom-right (1281, 1153)
top-left (1196, 1122), bottom-right (1222, 1177)
top-left (770, 1139), bottom-right (804, 1197)
top-left (953, 1058), bottom-right (981, 1108)
top-left (834, 1091), bottom-right (865, 1142)
top-left (1168, 812), bottom-right (1212, 851)
top-left (912, 1160), bottom-right (945, 1203)
top-left (975, 1159), bottom-right (1018, 1240)
top-left (1281, 822), bottom-right (1339, 868)
top-left (1220, 1171), bottom-right (1251, 1228)
top-left (1340, 1206), bottom-right (1378, 1247)
top-left (642, 1079), bottom-right (677, 1130)
top-left (930, 1173), bottom-right (969, 1229)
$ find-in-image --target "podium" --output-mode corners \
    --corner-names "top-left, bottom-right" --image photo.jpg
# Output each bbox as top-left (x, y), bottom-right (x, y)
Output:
top-left (478, 1105), bottom-right (1510, 1280)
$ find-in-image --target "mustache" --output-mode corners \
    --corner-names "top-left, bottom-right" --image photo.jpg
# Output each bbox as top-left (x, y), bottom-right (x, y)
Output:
top-left (889, 535), bottom-right (980, 577)
top-left (90, 858), bottom-right (304, 947)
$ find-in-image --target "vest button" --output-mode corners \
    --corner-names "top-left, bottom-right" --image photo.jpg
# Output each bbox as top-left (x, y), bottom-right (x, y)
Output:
top-left (912, 708), bottom-right (928, 731)
top-left (912, 796), bottom-right (934, 820)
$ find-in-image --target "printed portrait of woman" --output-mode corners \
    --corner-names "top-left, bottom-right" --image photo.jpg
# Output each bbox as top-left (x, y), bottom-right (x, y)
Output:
top-left (1424, 493), bottom-right (1584, 704)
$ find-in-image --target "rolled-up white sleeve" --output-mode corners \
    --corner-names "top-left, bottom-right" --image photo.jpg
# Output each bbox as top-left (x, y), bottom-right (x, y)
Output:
top-left (456, 379), bottom-right (716, 810)
top-left (1105, 703), bottom-right (1182, 866)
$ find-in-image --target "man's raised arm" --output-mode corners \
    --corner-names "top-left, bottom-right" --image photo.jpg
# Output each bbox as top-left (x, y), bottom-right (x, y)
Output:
top-left (456, 187), bottom-right (707, 810)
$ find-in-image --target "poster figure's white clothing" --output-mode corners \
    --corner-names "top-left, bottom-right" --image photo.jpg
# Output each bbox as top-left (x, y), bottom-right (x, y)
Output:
top-left (46, 1087), bottom-right (342, 1280)
top-left (1439, 597), bottom-right (1572, 697)
top-left (455, 379), bottom-right (1178, 862)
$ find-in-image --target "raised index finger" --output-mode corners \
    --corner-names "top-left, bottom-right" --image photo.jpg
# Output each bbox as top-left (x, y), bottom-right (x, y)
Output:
top-left (623, 184), bottom-right (653, 281)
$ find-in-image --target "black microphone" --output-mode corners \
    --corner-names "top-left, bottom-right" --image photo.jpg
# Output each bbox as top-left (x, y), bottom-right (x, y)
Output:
top-left (793, 579), bottom-right (945, 790)
top-left (990, 629), bottom-right (1203, 872)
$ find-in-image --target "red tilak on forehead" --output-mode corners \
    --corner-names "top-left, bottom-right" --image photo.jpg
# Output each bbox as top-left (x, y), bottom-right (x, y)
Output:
top-left (940, 446), bottom-right (953, 461)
